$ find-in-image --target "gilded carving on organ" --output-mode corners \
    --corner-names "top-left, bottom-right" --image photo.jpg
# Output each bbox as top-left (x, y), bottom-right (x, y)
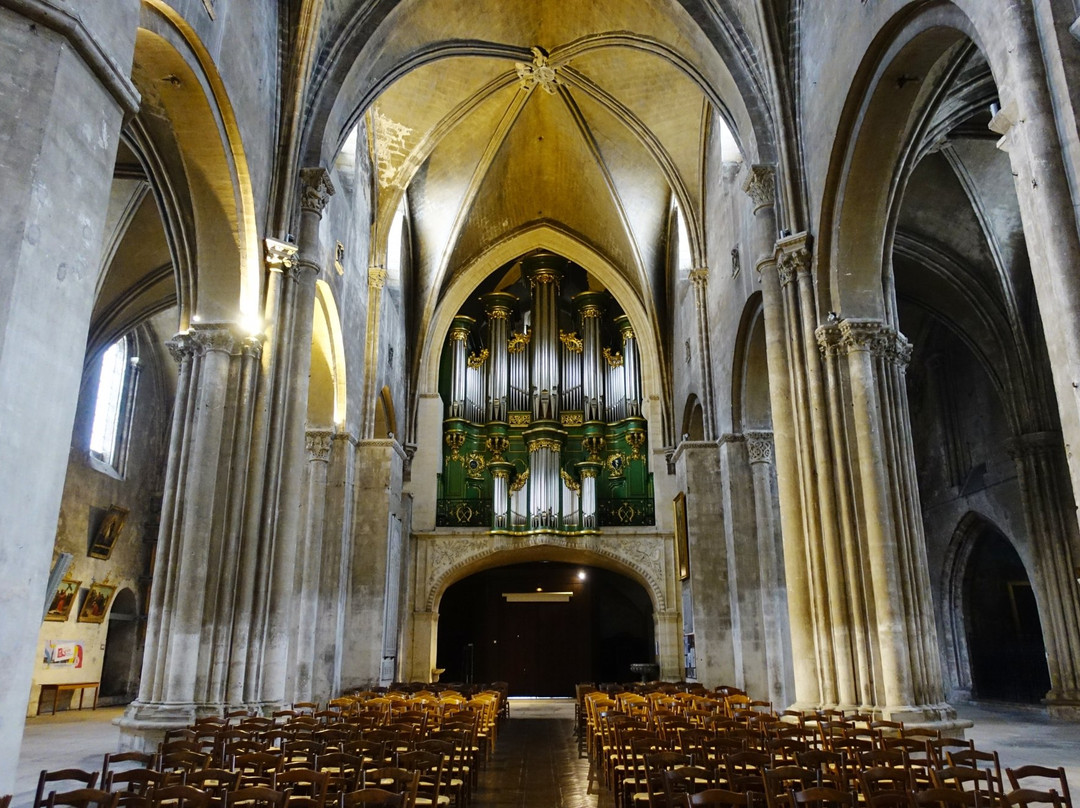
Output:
top-left (559, 330), bottom-right (583, 353)
top-left (467, 348), bottom-right (489, 369)
top-left (507, 331), bottom-right (530, 353)
top-left (603, 347), bottom-right (624, 367)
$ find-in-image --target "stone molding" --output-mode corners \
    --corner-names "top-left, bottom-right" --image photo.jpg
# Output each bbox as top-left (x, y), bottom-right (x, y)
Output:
top-left (299, 167), bottom-right (335, 214)
top-left (166, 324), bottom-right (249, 362)
top-left (418, 530), bottom-right (669, 612)
top-left (305, 430), bottom-right (334, 461)
top-left (264, 238), bottom-right (298, 272)
top-left (515, 46), bottom-right (561, 94)
top-left (1006, 430), bottom-right (1064, 460)
top-left (741, 164), bottom-right (777, 212)
top-left (2, 0), bottom-right (141, 114)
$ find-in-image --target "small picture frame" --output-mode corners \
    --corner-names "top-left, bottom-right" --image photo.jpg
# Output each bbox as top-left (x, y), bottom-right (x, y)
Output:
top-left (45, 578), bottom-right (81, 622)
top-left (674, 491), bottom-right (689, 580)
top-left (77, 581), bottom-right (117, 623)
top-left (89, 505), bottom-right (128, 560)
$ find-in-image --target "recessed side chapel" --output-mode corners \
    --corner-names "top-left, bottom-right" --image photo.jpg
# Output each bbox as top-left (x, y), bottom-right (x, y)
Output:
top-left (3, 0), bottom-right (1080, 790)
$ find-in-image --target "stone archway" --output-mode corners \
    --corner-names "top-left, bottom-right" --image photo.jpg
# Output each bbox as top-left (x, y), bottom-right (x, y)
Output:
top-left (403, 530), bottom-right (681, 684)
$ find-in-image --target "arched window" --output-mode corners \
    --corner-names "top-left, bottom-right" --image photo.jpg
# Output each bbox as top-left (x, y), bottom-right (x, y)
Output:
top-left (89, 335), bottom-right (139, 475)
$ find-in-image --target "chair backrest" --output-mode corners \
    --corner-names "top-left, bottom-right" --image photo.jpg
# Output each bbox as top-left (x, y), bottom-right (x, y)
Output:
top-left (363, 769), bottom-right (419, 804)
top-left (864, 791), bottom-right (916, 808)
top-left (339, 789), bottom-right (404, 808)
top-left (224, 787), bottom-right (290, 808)
top-left (45, 788), bottom-right (119, 808)
top-left (36, 770), bottom-right (100, 808)
top-left (686, 788), bottom-right (754, 808)
top-left (860, 767), bottom-right (915, 795)
top-left (1002, 790), bottom-right (1068, 808)
top-left (103, 753), bottom-right (157, 780)
top-left (316, 754), bottom-right (364, 795)
top-left (159, 751), bottom-right (211, 775)
top-left (913, 787), bottom-right (979, 808)
top-left (791, 787), bottom-right (856, 808)
top-left (763, 766), bottom-right (818, 808)
top-left (106, 769), bottom-right (166, 794)
top-left (274, 769), bottom-right (329, 805)
top-left (184, 768), bottom-right (240, 797)
top-left (147, 784), bottom-right (211, 808)
top-left (1006, 766), bottom-right (1072, 808)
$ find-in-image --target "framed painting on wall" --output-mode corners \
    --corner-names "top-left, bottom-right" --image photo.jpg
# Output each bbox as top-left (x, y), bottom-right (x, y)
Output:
top-left (77, 581), bottom-right (117, 623)
top-left (674, 491), bottom-right (689, 580)
top-left (45, 578), bottom-right (81, 622)
top-left (89, 505), bottom-right (128, 560)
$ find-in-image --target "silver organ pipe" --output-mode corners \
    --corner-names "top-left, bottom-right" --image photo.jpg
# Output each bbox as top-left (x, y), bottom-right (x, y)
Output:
top-left (482, 292), bottom-right (515, 422)
top-left (576, 292), bottom-right (605, 422)
top-left (561, 340), bottom-right (582, 412)
top-left (448, 315), bottom-right (474, 418)
top-left (525, 256), bottom-right (562, 421)
top-left (617, 315), bottom-right (641, 417)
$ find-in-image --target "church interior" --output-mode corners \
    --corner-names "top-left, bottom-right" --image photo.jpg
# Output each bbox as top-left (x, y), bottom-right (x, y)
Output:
top-left (4, 0), bottom-right (1080, 801)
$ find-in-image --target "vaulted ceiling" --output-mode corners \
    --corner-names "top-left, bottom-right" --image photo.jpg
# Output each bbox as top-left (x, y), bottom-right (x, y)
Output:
top-left (328, 0), bottom-right (752, 346)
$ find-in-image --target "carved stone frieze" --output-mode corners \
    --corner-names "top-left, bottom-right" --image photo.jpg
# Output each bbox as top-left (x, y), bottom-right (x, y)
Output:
top-left (741, 164), bottom-right (776, 211)
top-left (299, 167), bottom-right (335, 214)
top-left (420, 531), bottom-right (669, 612)
top-left (305, 430), bottom-right (333, 461)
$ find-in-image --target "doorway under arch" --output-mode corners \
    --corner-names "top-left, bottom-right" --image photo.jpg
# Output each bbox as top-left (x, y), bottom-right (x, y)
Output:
top-left (436, 562), bottom-right (655, 696)
top-left (100, 588), bottom-right (140, 705)
top-left (963, 529), bottom-right (1051, 703)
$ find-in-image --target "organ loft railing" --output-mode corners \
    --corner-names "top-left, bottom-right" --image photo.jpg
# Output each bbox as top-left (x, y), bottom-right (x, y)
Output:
top-left (436, 252), bottom-right (655, 532)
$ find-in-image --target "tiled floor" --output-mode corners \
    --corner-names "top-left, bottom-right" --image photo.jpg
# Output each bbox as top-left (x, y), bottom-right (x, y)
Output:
top-left (11, 699), bottom-right (1080, 808)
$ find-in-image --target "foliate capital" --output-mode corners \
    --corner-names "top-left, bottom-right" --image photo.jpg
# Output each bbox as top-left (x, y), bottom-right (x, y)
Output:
top-left (166, 333), bottom-right (196, 364)
top-left (265, 238), bottom-right (299, 272)
top-left (741, 164), bottom-right (776, 211)
top-left (299, 167), bottom-right (336, 214)
top-left (189, 324), bottom-right (239, 355)
top-left (306, 430), bottom-right (334, 461)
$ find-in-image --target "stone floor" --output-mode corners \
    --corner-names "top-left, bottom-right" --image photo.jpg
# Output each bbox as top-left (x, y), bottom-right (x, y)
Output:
top-left (11, 700), bottom-right (1080, 807)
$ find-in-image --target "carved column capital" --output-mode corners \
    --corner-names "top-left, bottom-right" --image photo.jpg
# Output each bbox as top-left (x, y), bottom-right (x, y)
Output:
top-left (742, 164), bottom-right (777, 212)
top-left (299, 167), bottom-right (335, 215)
top-left (305, 430), bottom-right (334, 461)
top-left (838, 318), bottom-right (889, 354)
top-left (241, 335), bottom-right (264, 359)
top-left (815, 323), bottom-right (842, 357)
top-left (166, 333), bottom-right (196, 364)
top-left (264, 238), bottom-right (298, 272)
top-left (745, 431), bottom-right (774, 464)
top-left (689, 267), bottom-right (709, 289)
top-left (190, 323), bottom-right (240, 355)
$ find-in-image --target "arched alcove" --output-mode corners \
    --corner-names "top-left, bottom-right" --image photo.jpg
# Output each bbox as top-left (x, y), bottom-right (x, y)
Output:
top-left (100, 588), bottom-right (140, 704)
top-left (962, 528), bottom-right (1050, 703)
top-left (436, 562), bottom-right (654, 695)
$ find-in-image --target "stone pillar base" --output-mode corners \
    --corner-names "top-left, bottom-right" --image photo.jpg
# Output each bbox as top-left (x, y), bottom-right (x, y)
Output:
top-left (116, 702), bottom-right (199, 752)
top-left (1045, 697), bottom-right (1080, 720)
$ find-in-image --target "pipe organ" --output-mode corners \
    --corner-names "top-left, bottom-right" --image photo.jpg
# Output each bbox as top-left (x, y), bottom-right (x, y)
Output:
top-left (437, 252), bottom-right (654, 532)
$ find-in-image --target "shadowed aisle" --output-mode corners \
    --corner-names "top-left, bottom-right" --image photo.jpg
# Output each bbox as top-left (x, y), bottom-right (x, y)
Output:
top-left (470, 698), bottom-right (615, 808)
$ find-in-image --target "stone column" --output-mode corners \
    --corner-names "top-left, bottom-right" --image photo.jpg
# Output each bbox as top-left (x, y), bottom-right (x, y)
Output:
top-left (743, 164), bottom-right (818, 709)
top-left (291, 430), bottom-right (333, 702)
top-left (746, 431), bottom-right (792, 708)
top-left (259, 167), bottom-right (334, 708)
top-left (361, 267), bottom-right (388, 437)
top-left (1009, 431), bottom-right (1080, 714)
top-left (0, 4), bottom-right (137, 788)
top-left (687, 269), bottom-right (715, 437)
top-left (121, 324), bottom-right (251, 740)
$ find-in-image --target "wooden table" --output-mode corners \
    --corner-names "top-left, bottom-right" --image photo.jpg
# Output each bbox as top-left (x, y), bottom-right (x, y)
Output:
top-left (36, 681), bottom-right (100, 716)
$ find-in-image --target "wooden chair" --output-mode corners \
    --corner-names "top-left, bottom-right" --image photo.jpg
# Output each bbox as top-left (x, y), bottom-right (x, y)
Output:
top-left (724, 751), bottom-right (770, 798)
top-left (147, 785), bottom-right (211, 808)
top-left (339, 790), bottom-right (404, 808)
top-left (789, 787), bottom-right (856, 808)
top-left (932, 766), bottom-right (999, 808)
top-left (1001, 790), bottom-right (1067, 808)
top-left (1, 795), bottom-right (11, 808)
top-left (102, 753), bottom-right (157, 781)
top-left (634, 752), bottom-right (694, 808)
top-left (274, 769), bottom-right (329, 808)
top-left (664, 765), bottom-right (716, 806)
top-left (35, 770), bottom-right (100, 808)
top-left (223, 787), bottom-right (290, 808)
top-left (1006, 766), bottom-right (1072, 808)
top-left (947, 750), bottom-right (1004, 801)
top-left (682, 789), bottom-right (753, 808)
top-left (914, 787), bottom-right (980, 808)
top-left (158, 751), bottom-right (211, 780)
top-left (317, 753), bottom-right (365, 796)
top-left (45, 789), bottom-right (119, 808)
top-left (184, 769), bottom-right (240, 807)
top-left (763, 766), bottom-right (819, 808)
top-left (927, 741), bottom-right (974, 770)
top-left (362, 768), bottom-right (419, 805)
top-left (106, 769), bottom-right (166, 797)
top-left (233, 753), bottom-right (282, 789)
top-left (397, 750), bottom-right (448, 808)
top-left (864, 792), bottom-right (917, 808)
